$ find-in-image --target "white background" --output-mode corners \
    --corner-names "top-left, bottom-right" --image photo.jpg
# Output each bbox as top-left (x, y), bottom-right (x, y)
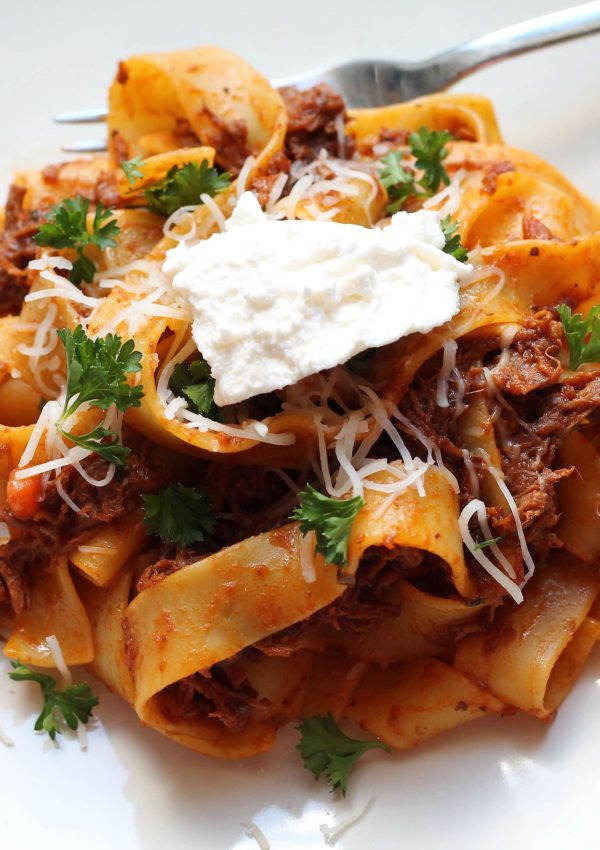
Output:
top-left (1, 2), bottom-right (600, 849)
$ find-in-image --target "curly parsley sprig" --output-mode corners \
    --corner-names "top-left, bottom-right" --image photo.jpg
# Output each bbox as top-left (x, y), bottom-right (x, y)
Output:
top-left (291, 485), bottom-right (364, 568)
top-left (440, 215), bottom-right (468, 262)
top-left (9, 660), bottom-right (98, 741)
top-left (56, 325), bottom-right (144, 466)
top-left (297, 713), bottom-right (389, 795)
top-left (168, 356), bottom-right (222, 420)
top-left (409, 127), bottom-right (451, 194)
top-left (378, 127), bottom-right (452, 213)
top-left (557, 304), bottom-right (600, 371)
top-left (35, 196), bottom-right (120, 285)
top-left (121, 156), bottom-right (144, 186)
top-left (142, 483), bottom-right (216, 547)
top-left (145, 160), bottom-right (231, 217)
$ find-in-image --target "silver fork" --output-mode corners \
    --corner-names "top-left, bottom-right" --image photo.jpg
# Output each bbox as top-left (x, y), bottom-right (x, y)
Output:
top-left (55, 1), bottom-right (600, 154)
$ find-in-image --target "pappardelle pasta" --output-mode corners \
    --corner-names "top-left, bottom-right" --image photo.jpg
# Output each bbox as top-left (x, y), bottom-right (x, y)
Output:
top-left (1, 45), bottom-right (599, 790)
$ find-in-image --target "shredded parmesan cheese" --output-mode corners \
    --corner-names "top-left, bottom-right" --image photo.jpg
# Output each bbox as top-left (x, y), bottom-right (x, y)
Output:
top-left (0, 721), bottom-right (15, 748)
top-left (299, 530), bottom-right (317, 583)
top-left (458, 500), bottom-right (523, 603)
top-left (242, 821), bottom-right (270, 850)
top-left (45, 634), bottom-right (72, 687)
top-left (319, 797), bottom-right (375, 846)
top-left (436, 339), bottom-right (457, 408)
top-left (487, 465), bottom-right (536, 580)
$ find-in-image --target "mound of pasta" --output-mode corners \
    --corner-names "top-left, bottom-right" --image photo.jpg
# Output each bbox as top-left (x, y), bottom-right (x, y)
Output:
top-left (0, 45), bottom-right (599, 786)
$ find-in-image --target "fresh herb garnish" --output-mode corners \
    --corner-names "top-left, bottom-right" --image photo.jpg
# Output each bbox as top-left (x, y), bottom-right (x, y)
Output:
top-left (557, 304), bottom-right (600, 371)
top-left (291, 485), bottom-right (363, 568)
top-left (145, 161), bottom-right (231, 217)
top-left (378, 152), bottom-right (417, 214)
top-left (121, 156), bottom-right (144, 186)
top-left (9, 660), bottom-right (98, 741)
top-left (66, 425), bottom-right (131, 467)
top-left (56, 325), bottom-right (143, 466)
top-left (142, 483), bottom-right (216, 547)
top-left (168, 357), bottom-right (222, 420)
top-left (297, 713), bottom-right (389, 795)
top-left (378, 127), bottom-right (452, 213)
top-left (409, 127), bottom-right (451, 194)
top-left (35, 196), bottom-right (120, 285)
top-left (440, 215), bottom-right (468, 262)
top-left (473, 534), bottom-right (505, 551)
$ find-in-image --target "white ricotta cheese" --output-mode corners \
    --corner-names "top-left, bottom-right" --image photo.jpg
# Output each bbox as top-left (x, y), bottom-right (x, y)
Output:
top-left (163, 192), bottom-right (471, 406)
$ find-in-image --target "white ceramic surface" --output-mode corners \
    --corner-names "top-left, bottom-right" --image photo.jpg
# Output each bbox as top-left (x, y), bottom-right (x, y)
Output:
top-left (1, 2), bottom-right (600, 848)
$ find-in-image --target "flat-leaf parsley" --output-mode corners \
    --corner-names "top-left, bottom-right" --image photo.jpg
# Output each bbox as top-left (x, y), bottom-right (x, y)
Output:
top-left (35, 196), bottom-right (120, 285)
top-left (291, 485), bottom-right (363, 568)
top-left (9, 660), bottom-right (98, 741)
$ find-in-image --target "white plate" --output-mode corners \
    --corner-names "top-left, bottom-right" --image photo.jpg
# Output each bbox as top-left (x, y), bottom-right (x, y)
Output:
top-left (1, 2), bottom-right (600, 848)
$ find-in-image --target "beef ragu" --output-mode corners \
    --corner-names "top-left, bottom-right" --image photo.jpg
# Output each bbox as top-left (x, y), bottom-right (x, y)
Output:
top-left (127, 308), bottom-right (600, 735)
top-left (0, 185), bottom-right (42, 315)
top-left (1, 44), bottom-right (599, 775)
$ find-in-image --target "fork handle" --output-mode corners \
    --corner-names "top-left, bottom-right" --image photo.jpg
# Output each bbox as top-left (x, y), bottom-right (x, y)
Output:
top-left (429, 1), bottom-right (600, 88)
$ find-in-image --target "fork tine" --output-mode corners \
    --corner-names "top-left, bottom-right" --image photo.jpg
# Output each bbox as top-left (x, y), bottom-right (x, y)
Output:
top-left (61, 139), bottom-right (108, 153)
top-left (54, 108), bottom-right (108, 124)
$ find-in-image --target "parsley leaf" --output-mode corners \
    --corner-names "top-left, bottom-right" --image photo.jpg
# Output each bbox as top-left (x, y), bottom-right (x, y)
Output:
top-left (557, 304), bottom-right (600, 371)
top-left (473, 534), bottom-right (505, 551)
top-left (409, 127), bottom-right (451, 194)
top-left (121, 156), bottom-right (144, 186)
top-left (9, 660), bottom-right (98, 741)
top-left (65, 425), bottom-right (131, 466)
top-left (56, 325), bottom-right (143, 468)
top-left (378, 128), bottom-right (451, 213)
top-left (440, 215), bottom-right (468, 262)
top-left (168, 357), bottom-right (222, 420)
top-left (145, 161), bottom-right (231, 217)
top-left (378, 152), bottom-right (417, 214)
top-left (142, 483), bottom-right (216, 547)
top-left (297, 713), bottom-right (389, 795)
top-left (291, 485), bottom-right (363, 568)
top-left (35, 196), bottom-right (120, 285)
top-left (58, 326), bottom-right (143, 418)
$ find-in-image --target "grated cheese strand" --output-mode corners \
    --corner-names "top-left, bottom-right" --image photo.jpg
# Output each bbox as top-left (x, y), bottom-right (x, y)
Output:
top-left (200, 192), bottom-right (227, 232)
top-left (436, 339), bottom-right (457, 408)
top-left (487, 465), bottom-right (536, 580)
top-left (242, 821), bottom-right (270, 850)
top-left (45, 634), bottom-right (72, 687)
top-left (299, 529), bottom-right (317, 583)
top-left (458, 500), bottom-right (523, 603)
top-left (319, 797), bottom-right (375, 846)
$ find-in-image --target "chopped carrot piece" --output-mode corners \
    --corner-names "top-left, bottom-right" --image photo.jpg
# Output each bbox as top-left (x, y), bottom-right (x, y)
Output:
top-left (6, 470), bottom-right (43, 520)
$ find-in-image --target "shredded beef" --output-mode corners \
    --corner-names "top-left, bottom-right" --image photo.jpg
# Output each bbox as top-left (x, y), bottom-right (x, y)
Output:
top-left (522, 214), bottom-right (555, 241)
top-left (160, 653), bottom-right (271, 733)
top-left (492, 311), bottom-right (563, 395)
top-left (0, 432), bottom-right (170, 614)
top-left (0, 539), bottom-right (38, 615)
top-left (249, 150), bottom-right (291, 208)
top-left (481, 160), bottom-right (516, 194)
top-left (280, 83), bottom-right (352, 161)
top-left (256, 546), bottom-right (436, 658)
top-left (492, 373), bottom-right (600, 550)
top-left (135, 549), bottom-right (207, 594)
top-left (0, 185), bottom-right (41, 315)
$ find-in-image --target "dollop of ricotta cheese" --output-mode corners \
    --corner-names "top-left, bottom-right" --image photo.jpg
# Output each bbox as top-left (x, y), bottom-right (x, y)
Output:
top-left (163, 192), bottom-right (472, 406)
